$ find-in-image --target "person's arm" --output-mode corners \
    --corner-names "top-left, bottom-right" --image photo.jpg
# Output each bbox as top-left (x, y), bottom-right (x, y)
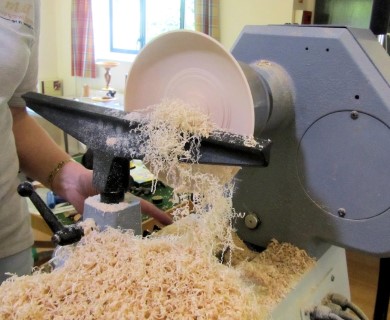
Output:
top-left (11, 106), bottom-right (95, 214)
top-left (11, 106), bottom-right (172, 225)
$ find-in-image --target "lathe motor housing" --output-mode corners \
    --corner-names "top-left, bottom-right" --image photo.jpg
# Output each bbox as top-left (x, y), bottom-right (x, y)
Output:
top-left (232, 25), bottom-right (390, 258)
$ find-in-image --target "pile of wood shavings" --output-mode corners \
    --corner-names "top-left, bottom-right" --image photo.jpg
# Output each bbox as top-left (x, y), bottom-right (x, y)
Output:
top-left (159, 218), bottom-right (316, 315)
top-left (237, 239), bottom-right (316, 308)
top-left (0, 227), bottom-right (314, 319)
top-left (0, 228), bottom-right (261, 319)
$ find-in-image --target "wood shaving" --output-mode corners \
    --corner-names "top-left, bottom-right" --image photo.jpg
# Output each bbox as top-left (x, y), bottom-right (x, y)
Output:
top-left (84, 195), bottom-right (130, 213)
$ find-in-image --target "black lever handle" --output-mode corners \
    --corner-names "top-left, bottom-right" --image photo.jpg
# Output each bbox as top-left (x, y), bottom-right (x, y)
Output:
top-left (18, 182), bottom-right (84, 246)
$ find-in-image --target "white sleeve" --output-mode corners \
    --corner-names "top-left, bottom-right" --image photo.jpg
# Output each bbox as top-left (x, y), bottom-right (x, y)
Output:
top-left (8, 0), bottom-right (40, 108)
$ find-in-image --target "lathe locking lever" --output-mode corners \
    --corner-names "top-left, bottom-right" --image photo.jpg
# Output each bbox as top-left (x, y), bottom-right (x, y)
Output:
top-left (17, 181), bottom-right (83, 246)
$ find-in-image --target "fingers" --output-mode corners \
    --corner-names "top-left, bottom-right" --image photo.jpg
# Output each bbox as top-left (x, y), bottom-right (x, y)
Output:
top-left (139, 199), bottom-right (173, 226)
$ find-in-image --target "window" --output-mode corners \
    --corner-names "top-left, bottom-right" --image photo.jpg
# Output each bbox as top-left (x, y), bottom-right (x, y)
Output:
top-left (92, 0), bottom-right (195, 61)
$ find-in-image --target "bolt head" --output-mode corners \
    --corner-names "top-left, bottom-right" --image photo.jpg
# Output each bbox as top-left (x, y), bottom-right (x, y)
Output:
top-left (338, 208), bottom-right (346, 218)
top-left (244, 213), bottom-right (260, 230)
top-left (350, 111), bottom-right (359, 120)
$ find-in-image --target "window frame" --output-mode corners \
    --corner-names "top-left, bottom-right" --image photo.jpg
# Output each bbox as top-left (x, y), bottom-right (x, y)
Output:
top-left (108, 0), bottom-right (187, 55)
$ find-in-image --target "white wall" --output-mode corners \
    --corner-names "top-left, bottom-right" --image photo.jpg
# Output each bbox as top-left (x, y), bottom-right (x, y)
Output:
top-left (38, 0), bottom-right (58, 80)
top-left (220, 0), bottom-right (316, 50)
top-left (53, 0), bottom-right (73, 97)
top-left (220, 0), bottom-right (294, 50)
top-left (37, 0), bottom-right (84, 154)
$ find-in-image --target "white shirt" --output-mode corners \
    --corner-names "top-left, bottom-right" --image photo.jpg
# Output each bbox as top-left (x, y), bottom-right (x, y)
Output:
top-left (0, 0), bottom-right (39, 258)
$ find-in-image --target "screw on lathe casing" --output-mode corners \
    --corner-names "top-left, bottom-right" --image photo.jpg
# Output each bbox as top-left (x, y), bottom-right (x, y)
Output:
top-left (244, 213), bottom-right (261, 230)
top-left (338, 208), bottom-right (346, 218)
top-left (350, 111), bottom-right (359, 120)
top-left (331, 275), bottom-right (335, 282)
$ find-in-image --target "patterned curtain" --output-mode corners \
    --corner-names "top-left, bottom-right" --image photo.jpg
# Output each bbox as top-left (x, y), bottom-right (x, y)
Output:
top-left (194, 0), bottom-right (220, 41)
top-left (71, 0), bottom-right (96, 78)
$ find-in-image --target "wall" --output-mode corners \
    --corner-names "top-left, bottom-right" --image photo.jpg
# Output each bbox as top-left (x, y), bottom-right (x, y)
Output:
top-left (38, 0), bottom-right (72, 96)
top-left (38, 1), bottom-right (57, 80)
top-left (37, 0), bottom-right (84, 154)
top-left (220, 0), bottom-right (316, 50)
top-left (220, 0), bottom-right (293, 50)
top-left (53, 0), bottom-right (73, 97)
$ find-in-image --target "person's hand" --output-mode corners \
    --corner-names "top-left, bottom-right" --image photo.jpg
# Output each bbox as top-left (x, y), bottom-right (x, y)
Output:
top-left (53, 161), bottom-right (172, 225)
top-left (52, 161), bottom-right (96, 214)
top-left (139, 198), bottom-right (172, 226)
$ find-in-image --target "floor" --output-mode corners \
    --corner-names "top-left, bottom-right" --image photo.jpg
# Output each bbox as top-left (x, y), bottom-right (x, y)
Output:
top-left (346, 250), bottom-right (389, 320)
